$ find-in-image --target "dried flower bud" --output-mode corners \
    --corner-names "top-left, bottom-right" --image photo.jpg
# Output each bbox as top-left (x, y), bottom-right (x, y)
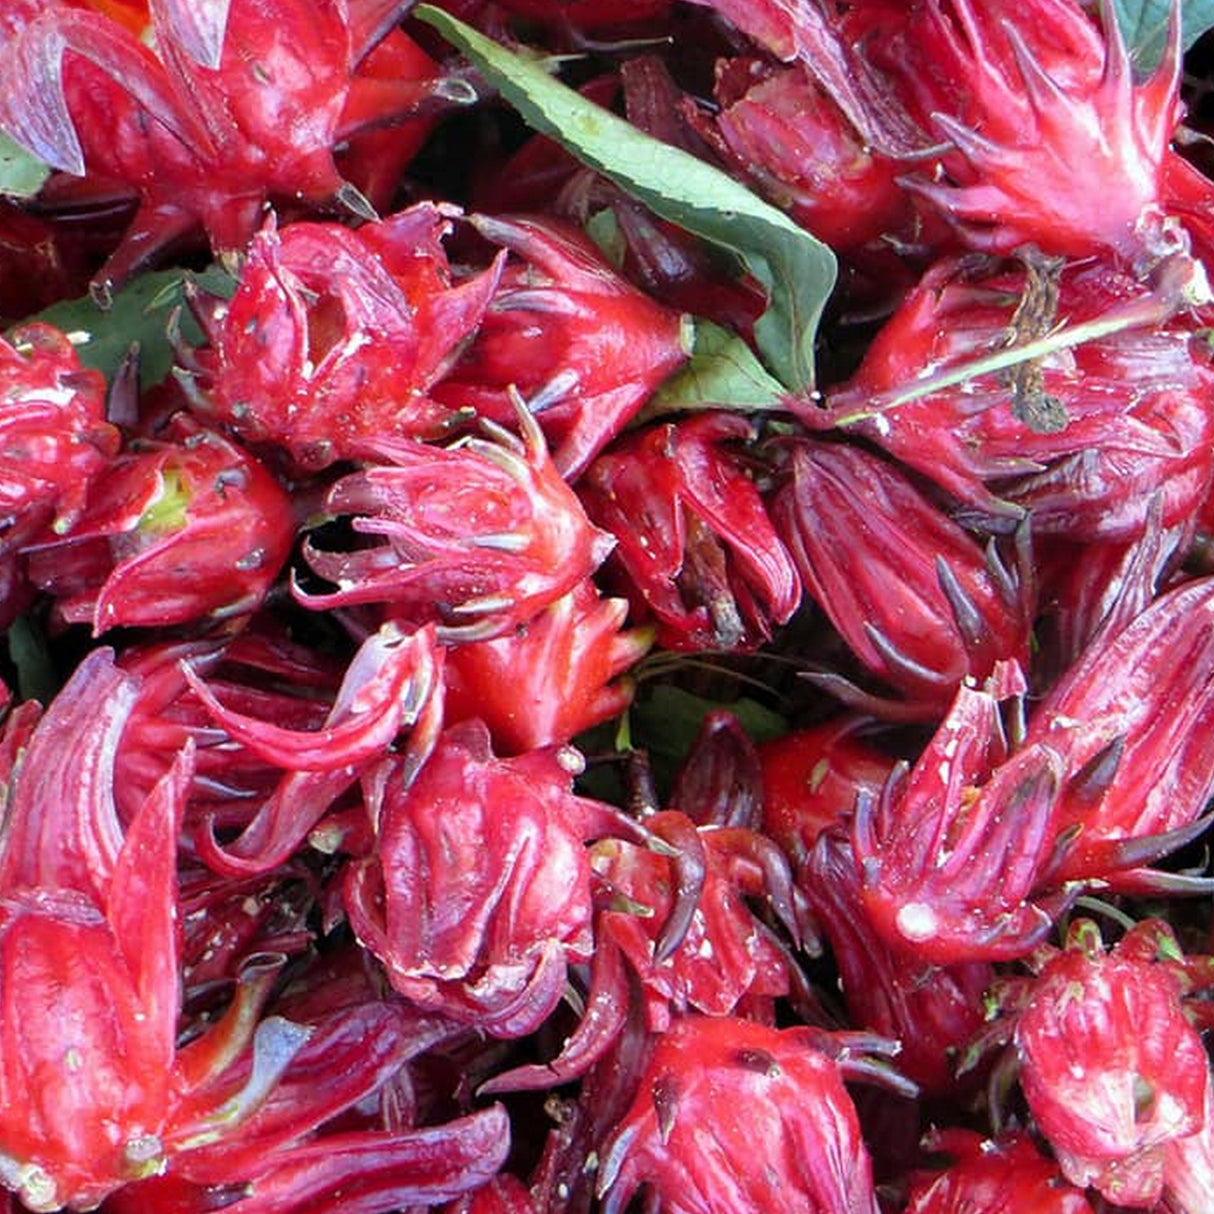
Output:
top-left (598, 1015), bottom-right (882, 1214)
top-left (1015, 921), bottom-right (1209, 1206)
top-left (581, 412), bottom-right (800, 651)
top-left (25, 418), bottom-right (294, 633)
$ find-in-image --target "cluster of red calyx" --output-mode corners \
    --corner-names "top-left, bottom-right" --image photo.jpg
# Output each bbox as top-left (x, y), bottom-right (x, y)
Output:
top-left (2, 0), bottom-right (1214, 1211)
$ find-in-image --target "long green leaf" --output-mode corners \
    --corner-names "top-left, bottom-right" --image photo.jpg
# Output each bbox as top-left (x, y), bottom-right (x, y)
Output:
top-left (0, 132), bottom-right (50, 200)
top-left (415, 4), bottom-right (836, 391)
top-left (1111, 0), bottom-right (1214, 72)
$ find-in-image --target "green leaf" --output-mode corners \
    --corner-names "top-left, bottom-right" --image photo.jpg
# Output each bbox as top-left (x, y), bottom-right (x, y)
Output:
top-left (0, 132), bottom-right (51, 200)
top-left (629, 683), bottom-right (788, 800)
top-left (632, 684), bottom-right (788, 759)
top-left (583, 207), bottom-right (628, 267)
top-left (415, 4), bottom-right (836, 392)
top-left (1111, 0), bottom-right (1214, 73)
top-left (644, 319), bottom-right (787, 418)
top-left (23, 264), bottom-right (235, 388)
top-left (5, 615), bottom-right (57, 705)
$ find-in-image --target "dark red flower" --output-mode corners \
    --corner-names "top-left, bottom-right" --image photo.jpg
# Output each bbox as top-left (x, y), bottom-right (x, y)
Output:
top-left (185, 207), bottom-right (502, 471)
top-left (800, 254), bottom-right (1214, 543)
top-left (0, 644), bottom-right (511, 1212)
top-left (344, 720), bottom-right (633, 1037)
top-left (905, 1129), bottom-right (1097, 1214)
top-left (24, 416), bottom-right (294, 633)
top-left (0, 651), bottom-right (265, 1208)
top-left (590, 811), bottom-right (798, 1028)
top-left (444, 579), bottom-right (651, 753)
top-left (0, 323), bottom-right (117, 556)
top-left (706, 0), bottom-right (1194, 263)
top-left (869, 0), bottom-right (1185, 261)
top-left (771, 438), bottom-right (1034, 716)
top-left (485, 799), bottom-right (805, 1095)
top-left (434, 214), bottom-right (691, 479)
top-left (1026, 576), bottom-right (1214, 891)
top-left (298, 406), bottom-right (615, 641)
top-left (580, 412), bottom-right (800, 650)
top-left (597, 1015), bottom-right (884, 1214)
top-left (1014, 920), bottom-right (1209, 1206)
top-left (0, 0), bottom-right (446, 292)
top-left (851, 678), bottom-right (1072, 963)
top-left (804, 831), bottom-right (994, 1097)
top-left (693, 58), bottom-right (912, 251)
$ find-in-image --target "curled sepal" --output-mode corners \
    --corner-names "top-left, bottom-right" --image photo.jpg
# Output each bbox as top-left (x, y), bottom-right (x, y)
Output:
top-left (667, 710), bottom-right (764, 831)
top-left (115, 626), bottom-right (343, 825)
top-left (173, 953), bottom-right (292, 1094)
top-left (182, 622), bottom-right (443, 773)
top-left (170, 1017), bottom-right (314, 1153)
top-left (613, 812), bottom-right (799, 1009)
top-left (478, 926), bottom-right (632, 1096)
top-left (596, 813), bottom-right (796, 1025)
top-left (195, 768), bottom-right (360, 878)
top-left (107, 1106), bottom-right (512, 1214)
top-left (172, 1001), bottom-right (420, 1166)
top-left (483, 798), bottom-right (805, 1096)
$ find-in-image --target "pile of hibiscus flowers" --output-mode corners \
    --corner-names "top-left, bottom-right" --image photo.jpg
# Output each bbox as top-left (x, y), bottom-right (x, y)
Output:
top-left (3, 0), bottom-right (1214, 1210)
